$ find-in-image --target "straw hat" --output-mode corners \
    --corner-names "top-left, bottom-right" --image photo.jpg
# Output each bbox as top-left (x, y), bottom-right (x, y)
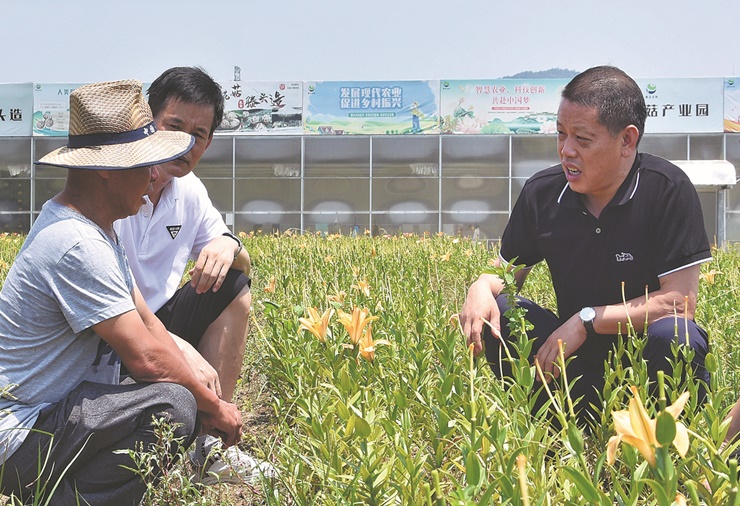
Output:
top-left (36, 80), bottom-right (194, 170)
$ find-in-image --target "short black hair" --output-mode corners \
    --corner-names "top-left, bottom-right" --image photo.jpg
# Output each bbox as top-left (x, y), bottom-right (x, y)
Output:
top-left (562, 66), bottom-right (647, 146)
top-left (147, 66), bottom-right (224, 136)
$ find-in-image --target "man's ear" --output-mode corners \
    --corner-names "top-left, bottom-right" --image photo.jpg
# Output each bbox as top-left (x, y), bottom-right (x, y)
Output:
top-left (621, 125), bottom-right (640, 156)
top-left (96, 169), bottom-right (112, 180)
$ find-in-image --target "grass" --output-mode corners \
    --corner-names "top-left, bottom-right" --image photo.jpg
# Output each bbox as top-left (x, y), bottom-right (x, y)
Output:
top-left (2, 231), bottom-right (740, 504)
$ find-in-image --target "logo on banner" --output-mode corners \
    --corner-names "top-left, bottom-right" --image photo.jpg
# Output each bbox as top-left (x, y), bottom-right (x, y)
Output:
top-left (166, 225), bottom-right (182, 240)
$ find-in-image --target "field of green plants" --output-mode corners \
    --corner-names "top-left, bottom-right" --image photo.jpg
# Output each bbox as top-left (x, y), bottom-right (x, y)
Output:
top-left (3, 231), bottom-right (740, 505)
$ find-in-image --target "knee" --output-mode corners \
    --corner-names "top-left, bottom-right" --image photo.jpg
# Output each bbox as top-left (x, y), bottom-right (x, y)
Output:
top-left (646, 318), bottom-right (708, 358)
top-left (228, 278), bottom-right (251, 317)
top-left (149, 383), bottom-right (198, 442)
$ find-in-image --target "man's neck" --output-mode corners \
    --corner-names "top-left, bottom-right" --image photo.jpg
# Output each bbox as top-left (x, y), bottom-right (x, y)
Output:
top-left (53, 192), bottom-right (115, 239)
top-left (148, 177), bottom-right (173, 208)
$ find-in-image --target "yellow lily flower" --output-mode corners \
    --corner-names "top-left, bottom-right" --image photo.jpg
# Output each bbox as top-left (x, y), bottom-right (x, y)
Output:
top-left (700, 269), bottom-right (721, 285)
top-left (606, 385), bottom-right (690, 467)
top-left (357, 324), bottom-right (390, 362)
top-left (337, 306), bottom-right (377, 345)
top-left (440, 252), bottom-right (451, 262)
top-left (298, 307), bottom-right (334, 344)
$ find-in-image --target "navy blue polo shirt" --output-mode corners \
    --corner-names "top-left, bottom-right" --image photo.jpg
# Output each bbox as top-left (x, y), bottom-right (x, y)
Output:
top-left (500, 153), bottom-right (711, 322)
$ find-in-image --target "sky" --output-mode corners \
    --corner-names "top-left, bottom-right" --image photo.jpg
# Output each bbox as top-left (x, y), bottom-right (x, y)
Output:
top-left (2, 0), bottom-right (739, 85)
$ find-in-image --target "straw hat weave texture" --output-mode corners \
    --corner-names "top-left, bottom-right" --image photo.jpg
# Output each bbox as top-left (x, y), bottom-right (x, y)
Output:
top-left (37, 80), bottom-right (193, 170)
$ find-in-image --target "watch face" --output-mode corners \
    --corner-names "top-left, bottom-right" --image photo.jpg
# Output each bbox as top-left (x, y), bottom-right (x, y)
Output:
top-left (580, 307), bottom-right (596, 321)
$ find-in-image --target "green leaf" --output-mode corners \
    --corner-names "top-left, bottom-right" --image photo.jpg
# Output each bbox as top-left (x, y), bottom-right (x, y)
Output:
top-left (640, 478), bottom-right (672, 506)
top-left (354, 415), bottom-right (372, 438)
top-left (655, 411), bottom-right (677, 447)
top-left (561, 466), bottom-right (602, 504)
top-left (567, 420), bottom-right (584, 455)
top-left (465, 451), bottom-right (481, 488)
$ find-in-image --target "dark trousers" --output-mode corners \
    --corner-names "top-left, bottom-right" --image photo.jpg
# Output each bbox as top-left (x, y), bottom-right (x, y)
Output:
top-left (1, 381), bottom-right (198, 506)
top-left (484, 295), bottom-right (710, 423)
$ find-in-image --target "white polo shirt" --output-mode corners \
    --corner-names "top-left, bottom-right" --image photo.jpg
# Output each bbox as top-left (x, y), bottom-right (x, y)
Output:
top-left (115, 172), bottom-right (228, 312)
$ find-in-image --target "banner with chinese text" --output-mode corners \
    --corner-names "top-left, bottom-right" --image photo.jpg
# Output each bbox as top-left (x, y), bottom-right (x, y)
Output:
top-left (636, 78), bottom-right (723, 133)
top-left (724, 78), bottom-right (740, 132)
top-left (32, 83), bottom-right (86, 136)
top-left (215, 81), bottom-right (303, 135)
top-left (0, 83), bottom-right (33, 137)
top-left (440, 79), bottom-right (569, 134)
top-left (304, 80), bottom-right (439, 135)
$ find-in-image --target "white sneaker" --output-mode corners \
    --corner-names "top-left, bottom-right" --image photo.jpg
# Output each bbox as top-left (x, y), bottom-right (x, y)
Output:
top-left (189, 435), bottom-right (278, 485)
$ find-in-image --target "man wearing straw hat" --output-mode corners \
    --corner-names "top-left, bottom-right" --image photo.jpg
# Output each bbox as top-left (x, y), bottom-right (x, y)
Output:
top-left (114, 66), bottom-right (264, 484)
top-left (0, 80), bottom-right (242, 505)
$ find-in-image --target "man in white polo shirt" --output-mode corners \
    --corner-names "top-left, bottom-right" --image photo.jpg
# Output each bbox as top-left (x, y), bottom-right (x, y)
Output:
top-left (115, 67), bottom-right (272, 485)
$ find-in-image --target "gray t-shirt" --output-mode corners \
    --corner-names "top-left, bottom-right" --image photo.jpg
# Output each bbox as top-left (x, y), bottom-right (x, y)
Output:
top-left (0, 200), bottom-right (136, 462)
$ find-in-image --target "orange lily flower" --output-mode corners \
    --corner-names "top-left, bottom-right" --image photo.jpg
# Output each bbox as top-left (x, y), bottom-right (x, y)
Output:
top-left (298, 307), bottom-right (334, 343)
top-left (357, 324), bottom-right (390, 362)
top-left (337, 306), bottom-right (377, 345)
top-left (264, 276), bottom-right (276, 293)
top-left (353, 278), bottom-right (371, 297)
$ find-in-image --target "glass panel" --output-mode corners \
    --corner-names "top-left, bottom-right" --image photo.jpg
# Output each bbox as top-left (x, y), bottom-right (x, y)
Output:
top-left (441, 212), bottom-right (509, 241)
top-left (511, 135), bottom-right (558, 177)
top-left (0, 178), bottom-right (31, 233)
top-left (0, 139), bottom-right (32, 180)
top-left (0, 213), bottom-right (30, 234)
top-left (696, 190), bottom-right (718, 244)
top-left (235, 137), bottom-right (301, 178)
top-left (196, 137), bottom-right (232, 179)
top-left (34, 178), bottom-right (65, 211)
top-left (200, 178), bottom-right (233, 211)
top-left (688, 134), bottom-right (723, 160)
top-left (235, 212), bottom-right (300, 235)
top-left (372, 212), bottom-right (438, 236)
top-left (638, 134), bottom-right (687, 160)
top-left (441, 135), bottom-right (509, 177)
top-left (235, 178), bottom-right (301, 213)
top-left (305, 137), bottom-right (370, 177)
top-left (304, 137), bottom-right (370, 228)
top-left (306, 213), bottom-right (369, 235)
top-left (33, 138), bottom-right (68, 178)
top-left (725, 212), bottom-right (740, 242)
top-left (373, 136), bottom-right (438, 178)
top-left (304, 177), bottom-right (370, 216)
top-left (373, 177), bottom-right (439, 212)
top-left (442, 178), bottom-right (508, 213)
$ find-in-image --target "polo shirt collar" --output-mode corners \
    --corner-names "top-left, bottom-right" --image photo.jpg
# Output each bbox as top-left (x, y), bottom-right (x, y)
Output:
top-left (158, 176), bottom-right (180, 210)
top-left (557, 153), bottom-right (642, 211)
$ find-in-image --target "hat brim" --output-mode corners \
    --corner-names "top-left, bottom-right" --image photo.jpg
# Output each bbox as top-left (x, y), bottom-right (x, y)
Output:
top-left (35, 130), bottom-right (194, 170)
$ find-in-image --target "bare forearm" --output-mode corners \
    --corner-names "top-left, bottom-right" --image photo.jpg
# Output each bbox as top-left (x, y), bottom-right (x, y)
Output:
top-left (125, 342), bottom-right (221, 412)
top-left (593, 290), bottom-right (695, 336)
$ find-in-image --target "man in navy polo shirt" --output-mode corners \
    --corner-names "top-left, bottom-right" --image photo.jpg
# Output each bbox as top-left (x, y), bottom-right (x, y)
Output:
top-left (460, 65), bottom-right (711, 422)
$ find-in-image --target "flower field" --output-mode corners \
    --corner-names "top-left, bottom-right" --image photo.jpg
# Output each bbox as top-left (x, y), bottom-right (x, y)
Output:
top-left (3, 231), bottom-right (740, 505)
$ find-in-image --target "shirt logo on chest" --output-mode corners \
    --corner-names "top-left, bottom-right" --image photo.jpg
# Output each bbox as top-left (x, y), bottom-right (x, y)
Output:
top-left (166, 225), bottom-right (182, 240)
top-left (616, 252), bottom-right (634, 262)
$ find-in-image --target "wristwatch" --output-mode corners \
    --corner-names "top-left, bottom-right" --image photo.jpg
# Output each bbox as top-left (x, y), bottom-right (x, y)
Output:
top-left (579, 307), bottom-right (597, 337)
top-left (222, 232), bottom-right (243, 259)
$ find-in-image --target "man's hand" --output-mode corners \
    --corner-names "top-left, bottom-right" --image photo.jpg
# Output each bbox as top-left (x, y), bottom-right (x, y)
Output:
top-left (189, 236), bottom-right (240, 294)
top-left (198, 400), bottom-right (243, 448)
top-left (172, 333), bottom-right (222, 398)
top-left (534, 314), bottom-right (588, 382)
top-left (460, 277), bottom-right (502, 356)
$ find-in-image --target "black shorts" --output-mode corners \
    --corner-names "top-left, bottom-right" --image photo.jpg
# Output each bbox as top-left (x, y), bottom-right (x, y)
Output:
top-left (155, 268), bottom-right (251, 348)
